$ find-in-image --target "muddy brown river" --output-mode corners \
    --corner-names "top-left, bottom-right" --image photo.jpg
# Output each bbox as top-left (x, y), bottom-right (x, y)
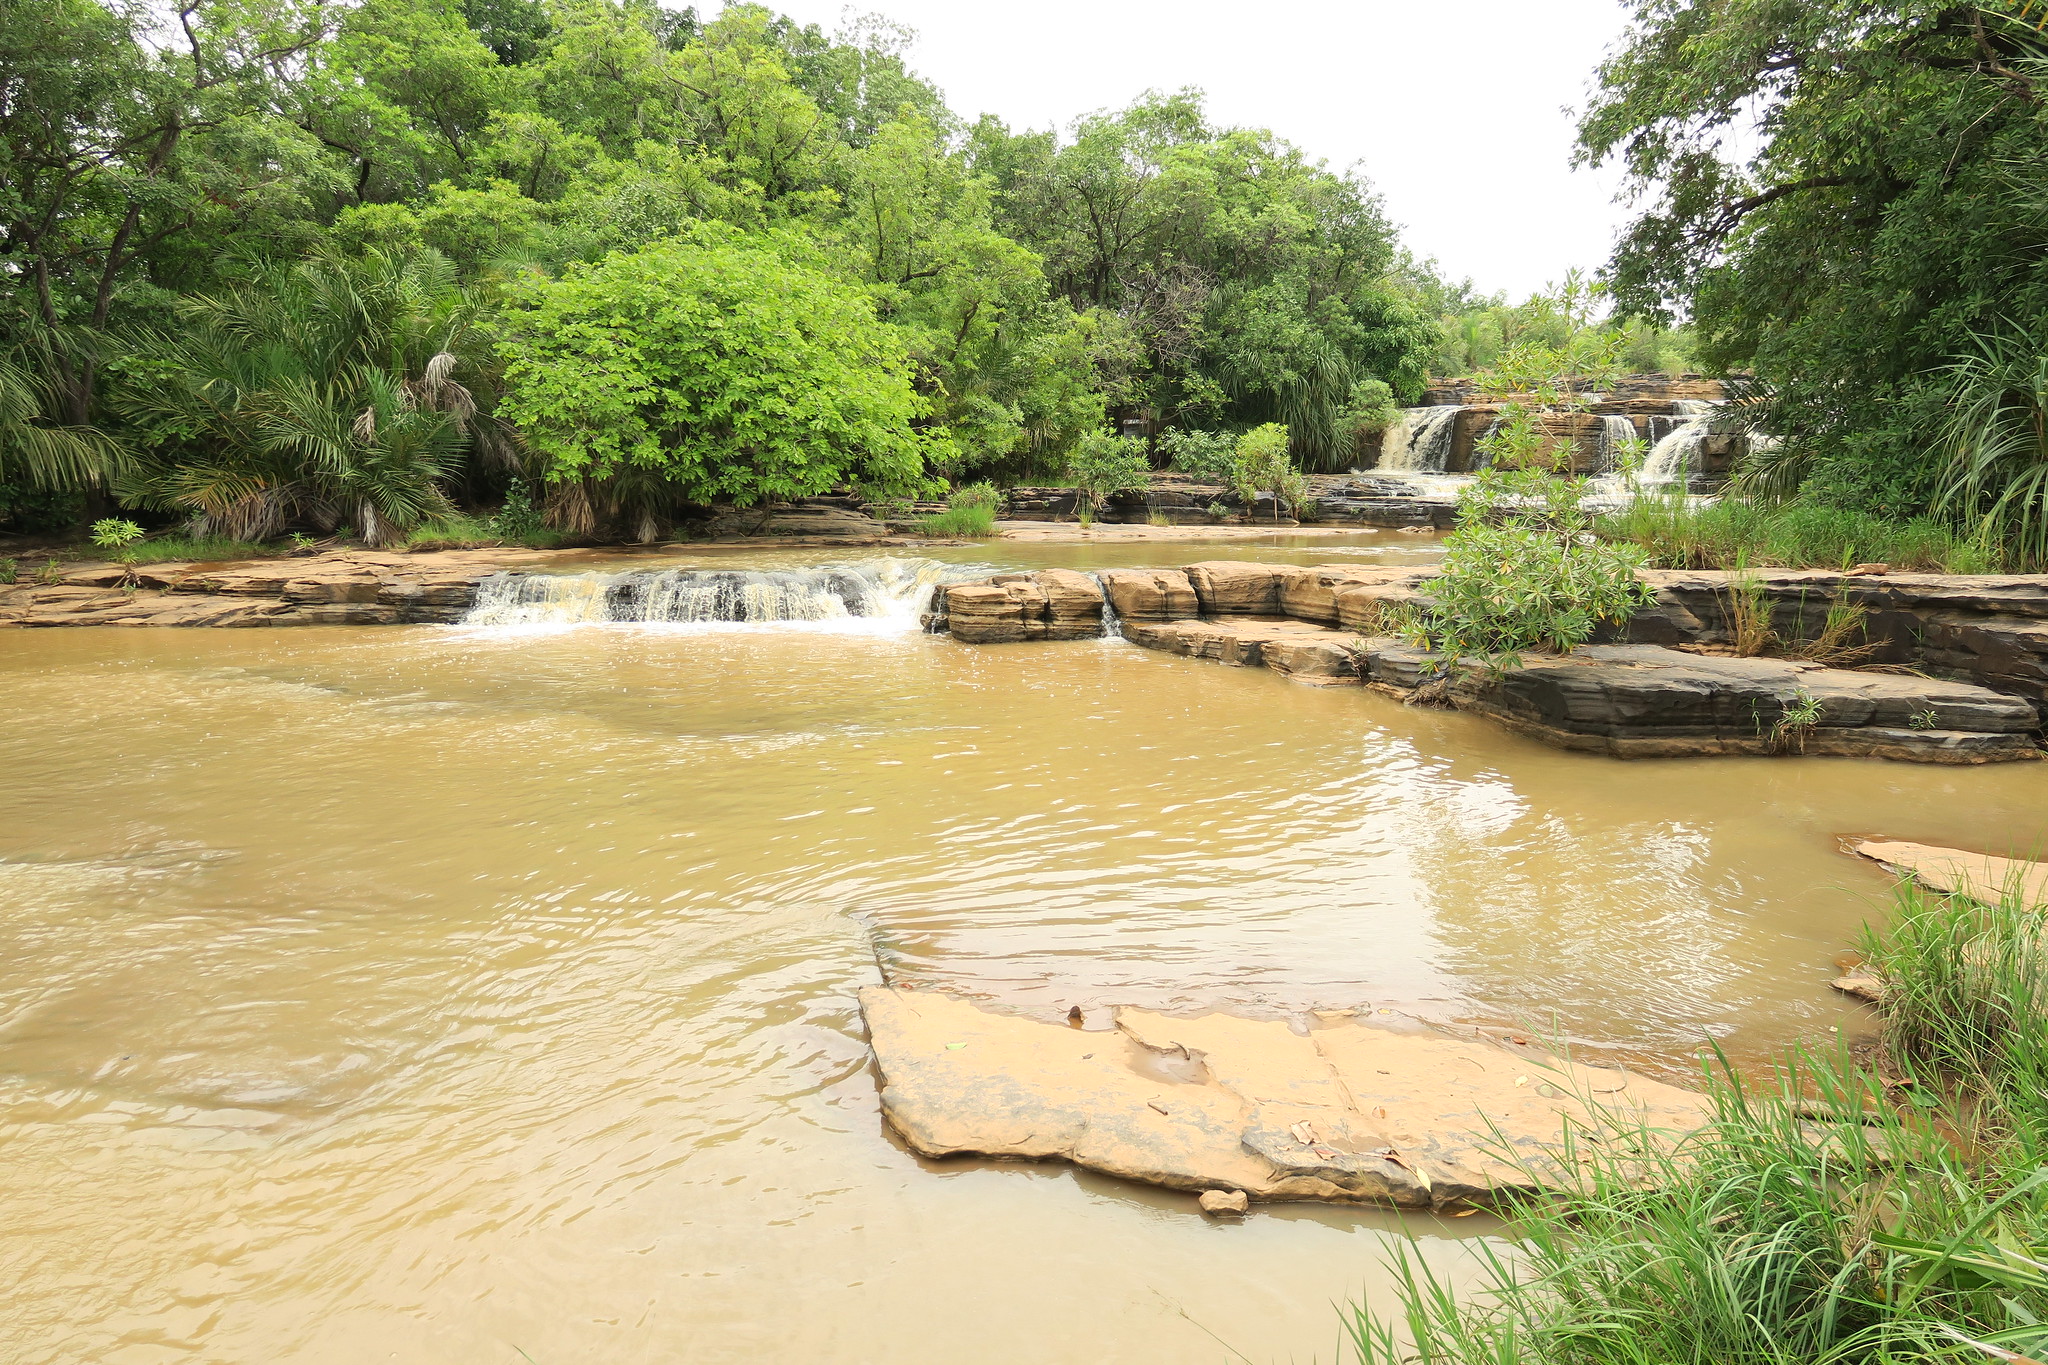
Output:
top-left (3, 532), bottom-right (2043, 1362)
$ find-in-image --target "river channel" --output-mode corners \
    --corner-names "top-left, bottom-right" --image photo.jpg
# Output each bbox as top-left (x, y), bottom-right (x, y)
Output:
top-left (3, 531), bottom-right (2043, 1362)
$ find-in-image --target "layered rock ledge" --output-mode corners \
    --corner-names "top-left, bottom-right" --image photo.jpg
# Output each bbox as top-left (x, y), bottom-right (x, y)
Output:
top-left (926, 562), bottom-right (2048, 763)
top-left (862, 987), bottom-right (1711, 1209)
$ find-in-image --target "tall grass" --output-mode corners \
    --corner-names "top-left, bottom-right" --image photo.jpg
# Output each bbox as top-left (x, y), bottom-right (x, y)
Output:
top-left (124, 535), bottom-right (279, 563)
top-left (1346, 880), bottom-right (2048, 1365)
top-left (1597, 496), bottom-right (2004, 573)
top-left (916, 483), bottom-right (1001, 538)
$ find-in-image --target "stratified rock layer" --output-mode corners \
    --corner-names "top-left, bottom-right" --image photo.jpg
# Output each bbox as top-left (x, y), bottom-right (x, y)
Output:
top-left (1460, 645), bottom-right (2040, 762)
top-left (862, 987), bottom-right (1712, 1208)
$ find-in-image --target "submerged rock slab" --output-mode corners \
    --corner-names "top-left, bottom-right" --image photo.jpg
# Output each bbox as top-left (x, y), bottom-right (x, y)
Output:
top-left (1852, 840), bottom-right (2048, 907)
top-left (861, 987), bottom-right (1712, 1208)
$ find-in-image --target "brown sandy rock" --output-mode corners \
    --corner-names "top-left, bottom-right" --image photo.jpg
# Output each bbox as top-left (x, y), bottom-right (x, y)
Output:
top-left (1122, 617), bottom-right (1362, 684)
top-left (1851, 840), bottom-right (2048, 907)
top-left (862, 987), bottom-right (1711, 1209)
top-left (1095, 568), bottom-right (1198, 623)
top-left (1183, 562), bottom-right (1285, 615)
top-left (936, 570), bottom-right (1104, 644)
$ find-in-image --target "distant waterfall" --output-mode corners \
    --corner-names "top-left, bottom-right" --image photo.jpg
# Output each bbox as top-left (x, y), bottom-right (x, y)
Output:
top-left (1640, 401), bottom-right (1716, 488)
top-left (1596, 415), bottom-right (1640, 474)
top-left (462, 559), bottom-right (952, 630)
top-left (1377, 406), bottom-right (1463, 472)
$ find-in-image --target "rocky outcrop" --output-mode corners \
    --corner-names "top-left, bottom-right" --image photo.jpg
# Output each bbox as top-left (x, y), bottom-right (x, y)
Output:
top-left (1096, 568), bottom-right (1199, 622)
top-left (696, 504), bottom-right (888, 538)
top-left (1455, 645), bottom-right (2040, 763)
top-left (926, 569), bottom-right (1104, 643)
top-left (862, 986), bottom-right (1712, 1209)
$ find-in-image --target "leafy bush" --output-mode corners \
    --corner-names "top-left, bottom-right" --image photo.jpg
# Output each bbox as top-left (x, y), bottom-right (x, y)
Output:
top-left (1065, 432), bottom-right (1150, 519)
top-left (1402, 461), bottom-right (1653, 673)
top-left (1156, 428), bottom-right (1238, 481)
top-left (498, 226), bottom-right (942, 509)
top-left (1230, 422), bottom-right (1308, 519)
top-left (1339, 378), bottom-right (1398, 437)
top-left (489, 477), bottom-right (545, 541)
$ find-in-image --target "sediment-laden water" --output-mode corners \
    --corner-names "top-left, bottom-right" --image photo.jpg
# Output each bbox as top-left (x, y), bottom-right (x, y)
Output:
top-left (2, 535), bottom-right (2042, 1362)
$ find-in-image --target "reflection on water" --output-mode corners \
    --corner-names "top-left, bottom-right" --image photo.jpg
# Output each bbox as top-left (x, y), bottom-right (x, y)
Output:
top-left (0, 545), bottom-right (2042, 1360)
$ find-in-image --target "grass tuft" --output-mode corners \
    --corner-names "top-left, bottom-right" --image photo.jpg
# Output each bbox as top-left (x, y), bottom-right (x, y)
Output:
top-left (1599, 496), bottom-right (2004, 572)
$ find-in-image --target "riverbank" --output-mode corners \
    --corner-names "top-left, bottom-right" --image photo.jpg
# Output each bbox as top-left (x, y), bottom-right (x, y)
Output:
top-left (929, 562), bottom-right (2048, 764)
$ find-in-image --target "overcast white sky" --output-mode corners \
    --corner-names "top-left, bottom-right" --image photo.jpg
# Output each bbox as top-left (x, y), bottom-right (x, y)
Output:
top-left (739, 0), bottom-right (1642, 300)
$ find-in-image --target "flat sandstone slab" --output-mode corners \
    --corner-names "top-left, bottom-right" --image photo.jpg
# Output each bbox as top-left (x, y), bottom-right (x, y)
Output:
top-left (861, 987), bottom-right (1711, 1208)
top-left (1853, 840), bottom-right (2048, 907)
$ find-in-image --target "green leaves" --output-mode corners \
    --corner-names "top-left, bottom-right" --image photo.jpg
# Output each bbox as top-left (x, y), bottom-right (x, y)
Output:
top-left (496, 226), bottom-right (939, 508)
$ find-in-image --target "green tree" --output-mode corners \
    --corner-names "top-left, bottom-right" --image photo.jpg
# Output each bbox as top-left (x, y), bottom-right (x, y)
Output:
top-left (496, 227), bottom-right (940, 514)
top-left (1578, 1), bottom-right (2048, 521)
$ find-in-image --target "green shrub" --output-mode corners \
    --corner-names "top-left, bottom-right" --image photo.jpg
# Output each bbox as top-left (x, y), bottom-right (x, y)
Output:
top-left (1156, 428), bottom-right (1238, 481)
top-left (489, 477), bottom-right (546, 541)
top-left (1231, 422), bottom-right (1308, 519)
top-left (1402, 462), bottom-right (1654, 674)
top-left (1065, 432), bottom-right (1150, 519)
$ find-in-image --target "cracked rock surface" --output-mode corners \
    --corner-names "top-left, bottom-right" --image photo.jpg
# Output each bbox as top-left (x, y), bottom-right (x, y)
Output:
top-left (861, 987), bottom-right (1712, 1208)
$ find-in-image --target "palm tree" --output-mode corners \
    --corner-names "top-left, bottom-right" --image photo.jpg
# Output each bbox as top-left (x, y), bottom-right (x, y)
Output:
top-left (0, 340), bottom-right (123, 492)
top-left (116, 248), bottom-right (506, 545)
top-left (1941, 328), bottom-right (2048, 569)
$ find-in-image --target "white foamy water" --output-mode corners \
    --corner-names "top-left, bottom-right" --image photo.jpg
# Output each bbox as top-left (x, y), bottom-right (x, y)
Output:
top-left (458, 558), bottom-right (955, 635)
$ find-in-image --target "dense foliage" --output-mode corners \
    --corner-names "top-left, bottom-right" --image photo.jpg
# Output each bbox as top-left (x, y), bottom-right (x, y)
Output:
top-left (497, 228), bottom-right (937, 532)
top-left (1580, 1), bottom-right (2048, 555)
top-left (0, 0), bottom-right (1444, 538)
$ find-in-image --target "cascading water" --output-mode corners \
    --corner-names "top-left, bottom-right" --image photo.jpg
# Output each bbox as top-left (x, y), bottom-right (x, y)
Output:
top-left (1090, 572), bottom-right (1125, 642)
top-left (1639, 400), bottom-right (1715, 488)
top-left (1596, 415), bottom-right (1640, 474)
top-left (1376, 405), bottom-right (1463, 472)
top-left (461, 558), bottom-right (953, 632)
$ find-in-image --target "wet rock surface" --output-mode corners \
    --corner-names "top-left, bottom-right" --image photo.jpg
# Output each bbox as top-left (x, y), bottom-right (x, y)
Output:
top-left (1851, 840), bottom-right (2048, 905)
top-left (862, 987), bottom-right (1712, 1208)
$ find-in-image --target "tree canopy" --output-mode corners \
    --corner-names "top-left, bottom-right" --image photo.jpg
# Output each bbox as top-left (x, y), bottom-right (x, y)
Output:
top-left (1579, 1), bottom-right (2048, 525)
top-left (0, 0), bottom-right (1448, 537)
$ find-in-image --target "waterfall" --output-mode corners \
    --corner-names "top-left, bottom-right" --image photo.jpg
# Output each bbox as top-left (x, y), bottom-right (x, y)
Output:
top-left (461, 558), bottom-right (953, 631)
top-left (1596, 415), bottom-right (1640, 474)
top-left (1377, 405), bottom-right (1463, 472)
top-left (1640, 400), bottom-right (1715, 488)
top-left (1090, 572), bottom-right (1124, 642)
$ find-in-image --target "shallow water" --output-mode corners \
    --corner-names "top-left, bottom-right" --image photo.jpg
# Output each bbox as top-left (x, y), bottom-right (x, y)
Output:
top-left (2, 536), bottom-right (2044, 1363)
